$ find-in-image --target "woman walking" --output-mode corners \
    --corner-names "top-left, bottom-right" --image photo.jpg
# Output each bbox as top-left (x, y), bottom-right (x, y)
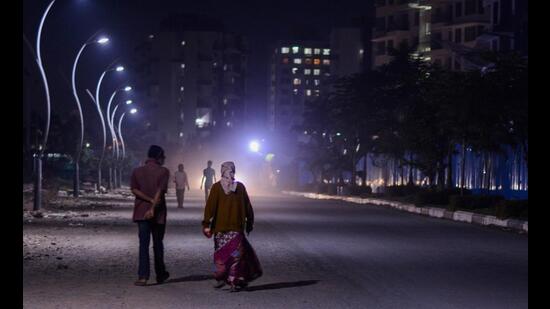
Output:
top-left (202, 161), bottom-right (262, 292)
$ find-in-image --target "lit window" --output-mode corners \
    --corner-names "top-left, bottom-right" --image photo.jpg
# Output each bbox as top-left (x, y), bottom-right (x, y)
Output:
top-left (293, 78), bottom-right (301, 85)
top-left (180, 63), bottom-right (185, 69)
top-left (149, 34), bottom-right (155, 39)
top-left (282, 57), bottom-right (289, 64)
top-left (180, 86), bottom-right (185, 91)
top-left (223, 98), bottom-right (228, 105)
top-left (314, 69), bottom-right (320, 75)
top-left (292, 67), bottom-right (298, 74)
top-left (292, 46), bottom-right (300, 54)
top-left (213, 62), bottom-right (218, 67)
top-left (324, 72), bottom-right (331, 76)
top-left (294, 58), bottom-right (302, 64)
top-left (315, 89), bottom-right (320, 96)
top-left (304, 48), bottom-right (312, 55)
top-left (305, 58), bottom-right (312, 65)
top-left (181, 40), bottom-right (186, 46)
top-left (323, 59), bottom-right (330, 65)
top-left (314, 79), bottom-right (320, 86)
top-left (293, 88), bottom-right (298, 95)
top-left (305, 79), bottom-right (310, 85)
top-left (304, 69), bottom-right (311, 75)
top-left (281, 47), bottom-right (290, 53)
top-left (359, 49), bottom-right (364, 54)
top-left (226, 121), bottom-right (231, 127)
top-left (313, 58), bottom-right (321, 65)
top-left (323, 48), bottom-right (331, 55)
top-left (223, 64), bottom-right (228, 71)
top-left (179, 132), bottom-right (184, 137)
top-left (314, 48), bottom-right (321, 55)
top-left (306, 89), bottom-right (312, 96)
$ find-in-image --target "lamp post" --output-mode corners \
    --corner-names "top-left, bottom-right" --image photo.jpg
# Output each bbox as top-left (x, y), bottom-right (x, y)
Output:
top-left (94, 64), bottom-right (124, 192)
top-left (71, 35), bottom-right (109, 197)
top-left (33, 0), bottom-right (56, 211)
top-left (116, 107), bottom-right (138, 187)
top-left (106, 86), bottom-right (131, 190)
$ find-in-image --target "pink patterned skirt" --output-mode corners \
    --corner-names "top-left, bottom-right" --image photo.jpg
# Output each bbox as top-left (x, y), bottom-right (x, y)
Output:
top-left (213, 231), bottom-right (263, 286)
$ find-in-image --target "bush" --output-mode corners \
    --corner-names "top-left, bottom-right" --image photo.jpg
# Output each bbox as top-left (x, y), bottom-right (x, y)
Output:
top-left (349, 185), bottom-right (373, 197)
top-left (495, 199), bottom-right (528, 219)
top-left (414, 190), bottom-right (448, 206)
top-left (448, 195), bottom-right (504, 212)
top-left (315, 183), bottom-right (328, 194)
top-left (384, 185), bottom-right (422, 197)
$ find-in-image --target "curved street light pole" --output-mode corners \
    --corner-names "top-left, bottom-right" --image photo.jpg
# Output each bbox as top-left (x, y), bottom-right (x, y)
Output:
top-left (93, 64), bottom-right (123, 192)
top-left (117, 107), bottom-right (137, 187)
top-left (106, 90), bottom-right (119, 190)
top-left (111, 104), bottom-right (121, 188)
top-left (71, 34), bottom-right (109, 197)
top-left (33, 0), bottom-right (56, 211)
top-left (86, 88), bottom-right (106, 193)
top-left (117, 111), bottom-right (127, 188)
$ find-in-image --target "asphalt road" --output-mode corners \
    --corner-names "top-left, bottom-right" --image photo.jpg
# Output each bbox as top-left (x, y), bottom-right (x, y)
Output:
top-left (23, 190), bottom-right (528, 308)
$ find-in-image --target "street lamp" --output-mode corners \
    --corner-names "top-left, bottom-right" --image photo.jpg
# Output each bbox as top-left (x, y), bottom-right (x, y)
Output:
top-left (94, 64), bottom-right (124, 192)
top-left (109, 100), bottom-right (132, 188)
top-left (71, 33), bottom-right (109, 198)
top-left (116, 107), bottom-right (138, 187)
top-left (106, 85), bottom-right (131, 189)
top-left (33, 0), bottom-right (56, 211)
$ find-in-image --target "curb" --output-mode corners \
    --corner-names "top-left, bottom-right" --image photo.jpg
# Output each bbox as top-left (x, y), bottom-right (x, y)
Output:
top-left (282, 191), bottom-right (528, 233)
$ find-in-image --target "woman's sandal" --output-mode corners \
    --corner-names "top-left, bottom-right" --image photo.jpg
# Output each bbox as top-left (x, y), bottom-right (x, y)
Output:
top-left (134, 278), bottom-right (148, 286)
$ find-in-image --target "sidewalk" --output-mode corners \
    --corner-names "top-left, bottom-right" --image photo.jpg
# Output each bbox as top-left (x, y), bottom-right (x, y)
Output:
top-left (282, 191), bottom-right (528, 233)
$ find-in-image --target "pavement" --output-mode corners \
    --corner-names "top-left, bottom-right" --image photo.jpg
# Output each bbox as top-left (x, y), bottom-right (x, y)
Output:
top-left (23, 190), bottom-right (528, 308)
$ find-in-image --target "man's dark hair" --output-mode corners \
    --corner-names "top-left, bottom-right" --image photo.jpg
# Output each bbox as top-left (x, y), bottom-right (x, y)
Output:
top-left (207, 160), bottom-right (212, 165)
top-left (178, 164), bottom-right (184, 169)
top-left (148, 145), bottom-right (165, 159)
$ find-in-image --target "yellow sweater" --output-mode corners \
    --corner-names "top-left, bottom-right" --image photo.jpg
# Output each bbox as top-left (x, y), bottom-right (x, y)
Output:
top-left (202, 182), bottom-right (254, 233)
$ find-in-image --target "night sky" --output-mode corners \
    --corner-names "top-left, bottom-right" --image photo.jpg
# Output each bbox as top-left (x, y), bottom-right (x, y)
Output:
top-left (24, 0), bottom-right (373, 127)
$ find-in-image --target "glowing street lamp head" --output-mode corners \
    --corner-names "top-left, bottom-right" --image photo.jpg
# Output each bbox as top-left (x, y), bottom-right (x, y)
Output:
top-left (97, 37), bottom-right (109, 44)
top-left (249, 140), bottom-right (260, 153)
top-left (124, 86), bottom-right (132, 91)
top-left (115, 66), bottom-right (124, 72)
top-left (130, 108), bottom-right (138, 114)
top-left (125, 100), bottom-right (133, 105)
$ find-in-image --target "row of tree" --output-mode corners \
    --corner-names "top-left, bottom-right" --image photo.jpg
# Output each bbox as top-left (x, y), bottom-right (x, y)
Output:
top-left (297, 47), bottom-right (528, 191)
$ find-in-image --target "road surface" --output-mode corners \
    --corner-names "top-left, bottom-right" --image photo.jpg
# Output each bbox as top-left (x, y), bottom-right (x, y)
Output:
top-left (23, 190), bottom-right (528, 308)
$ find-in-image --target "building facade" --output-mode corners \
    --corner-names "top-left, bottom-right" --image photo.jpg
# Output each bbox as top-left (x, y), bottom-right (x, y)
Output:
top-left (372, 0), bottom-right (527, 70)
top-left (267, 42), bottom-right (332, 134)
top-left (132, 15), bottom-right (247, 155)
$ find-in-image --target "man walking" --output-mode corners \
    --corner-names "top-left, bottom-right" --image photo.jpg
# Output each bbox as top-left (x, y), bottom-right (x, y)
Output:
top-left (200, 160), bottom-right (216, 202)
top-left (174, 163), bottom-right (190, 208)
top-left (130, 145), bottom-right (170, 286)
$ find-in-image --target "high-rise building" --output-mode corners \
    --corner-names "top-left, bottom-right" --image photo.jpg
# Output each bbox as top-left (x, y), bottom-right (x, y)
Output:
top-left (267, 42), bottom-right (332, 133)
top-left (372, 0), bottom-right (527, 70)
top-left (132, 14), bottom-right (247, 155)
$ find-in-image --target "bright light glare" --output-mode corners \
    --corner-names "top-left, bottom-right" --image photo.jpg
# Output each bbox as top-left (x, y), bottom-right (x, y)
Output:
top-left (130, 108), bottom-right (137, 114)
top-left (124, 86), bottom-right (132, 91)
top-left (97, 37), bottom-right (109, 44)
top-left (116, 66), bottom-right (124, 72)
top-left (249, 140), bottom-right (260, 153)
top-left (125, 100), bottom-right (133, 105)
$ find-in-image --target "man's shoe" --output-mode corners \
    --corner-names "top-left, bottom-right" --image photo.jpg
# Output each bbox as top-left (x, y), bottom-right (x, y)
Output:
top-left (134, 278), bottom-right (147, 286)
top-left (156, 271), bottom-right (170, 284)
top-left (213, 280), bottom-right (225, 289)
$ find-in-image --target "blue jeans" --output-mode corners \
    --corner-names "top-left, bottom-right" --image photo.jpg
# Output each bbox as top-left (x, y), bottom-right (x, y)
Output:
top-left (137, 221), bottom-right (167, 280)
